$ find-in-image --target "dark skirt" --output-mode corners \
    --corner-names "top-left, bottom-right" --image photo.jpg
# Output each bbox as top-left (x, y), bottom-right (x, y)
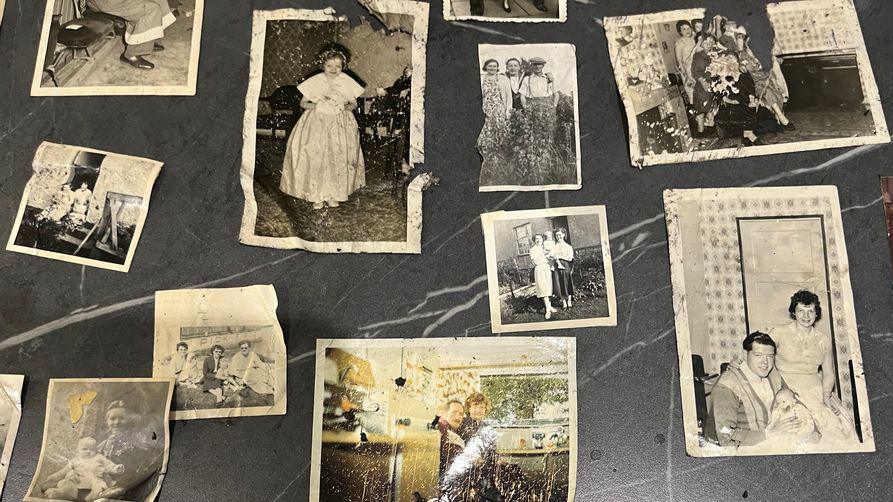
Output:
top-left (552, 260), bottom-right (575, 299)
top-left (202, 376), bottom-right (223, 391)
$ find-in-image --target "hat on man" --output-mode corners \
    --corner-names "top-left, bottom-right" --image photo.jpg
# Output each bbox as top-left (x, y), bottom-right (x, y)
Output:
top-left (529, 57), bottom-right (547, 65)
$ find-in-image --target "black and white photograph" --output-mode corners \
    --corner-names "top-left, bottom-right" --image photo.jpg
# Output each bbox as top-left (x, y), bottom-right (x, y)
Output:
top-left (478, 44), bottom-right (581, 191)
top-left (30, 0), bottom-right (204, 96)
top-left (482, 206), bottom-right (616, 333)
top-left (881, 176), bottom-right (893, 276)
top-left (0, 375), bottom-right (24, 500)
top-left (6, 142), bottom-right (162, 272)
top-left (444, 0), bottom-right (565, 23)
top-left (0, 0), bottom-right (7, 28)
top-left (664, 186), bottom-right (874, 456)
top-left (604, 0), bottom-right (889, 167)
top-left (310, 337), bottom-right (577, 502)
top-left (153, 285), bottom-right (287, 420)
top-left (239, 4), bottom-right (431, 253)
top-left (24, 378), bottom-right (174, 502)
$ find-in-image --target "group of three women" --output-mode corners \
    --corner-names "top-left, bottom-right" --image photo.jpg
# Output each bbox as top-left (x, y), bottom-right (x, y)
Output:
top-left (528, 228), bottom-right (575, 320)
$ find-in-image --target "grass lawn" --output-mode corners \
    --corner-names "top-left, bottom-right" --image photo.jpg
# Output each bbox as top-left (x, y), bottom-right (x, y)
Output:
top-left (499, 290), bottom-right (609, 325)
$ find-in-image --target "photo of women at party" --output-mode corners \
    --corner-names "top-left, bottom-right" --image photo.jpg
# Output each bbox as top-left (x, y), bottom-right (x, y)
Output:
top-left (482, 206), bottom-right (616, 333)
top-left (444, 0), bottom-right (564, 23)
top-left (311, 337), bottom-right (577, 502)
top-left (664, 186), bottom-right (875, 456)
top-left (24, 378), bottom-right (174, 502)
top-left (7, 142), bottom-right (163, 272)
top-left (240, 5), bottom-right (431, 253)
top-left (477, 44), bottom-right (581, 191)
top-left (605, 1), bottom-right (889, 167)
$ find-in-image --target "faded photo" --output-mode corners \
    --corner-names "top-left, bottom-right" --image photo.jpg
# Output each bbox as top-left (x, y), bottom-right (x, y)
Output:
top-left (478, 44), bottom-right (581, 191)
top-left (0, 375), bottom-right (24, 499)
top-left (6, 142), bottom-right (163, 272)
top-left (25, 378), bottom-right (174, 502)
top-left (240, 4), bottom-right (432, 253)
top-left (310, 337), bottom-right (577, 502)
top-left (444, 0), bottom-right (564, 23)
top-left (31, 0), bottom-right (204, 96)
top-left (152, 285), bottom-right (287, 420)
top-left (664, 186), bottom-right (874, 456)
top-left (604, 0), bottom-right (889, 167)
top-left (881, 177), bottom-right (893, 274)
top-left (482, 206), bottom-right (616, 332)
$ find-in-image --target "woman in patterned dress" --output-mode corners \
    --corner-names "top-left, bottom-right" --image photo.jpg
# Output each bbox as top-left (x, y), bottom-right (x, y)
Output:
top-left (477, 59), bottom-right (512, 185)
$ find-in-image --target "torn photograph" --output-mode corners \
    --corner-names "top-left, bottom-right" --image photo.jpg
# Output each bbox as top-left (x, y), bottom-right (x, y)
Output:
top-left (0, 1), bottom-right (6, 28)
top-left (482, 206), bottom-right (616, 333)
top-left (24, 378), bottom-right (174, 502)
top-left (310, 337), bottom-right (577, 502)
top-left (881, 177), bottom-right (893, 274)
top-left (0, 375), bottom-right (24, 499)
top-left (604, 0), bottom-right (889, 167)
top-left (6, 142), bottom-right (163, 273)
top-left (152, 285), bottom-right (287, 420)
top-left (444, 0), bottom-right (565, 23)
top-left (664, 186), bottom-right (874, 457)
top-left (239, 3), bottom-right (432, 254)
top-left (30, 0), bottom-right (204, 96)
top-left (478, 44), bottom-right (581, 192)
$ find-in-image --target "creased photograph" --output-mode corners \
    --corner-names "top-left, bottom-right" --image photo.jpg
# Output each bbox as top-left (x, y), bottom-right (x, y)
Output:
top-left (30, 0), bottom-right (204, 96)
top-left (0, 375), bottom-right (24, 500)
top-left (444, 0), bottom-right (565, 23)
top-left (478, 44), bottom-right (581, 192)
top-left (239, 3), bottom-right (431, 253)
top-left (152, 285), bottom-right (287, 421)
top-left (604, 0), bottom-right (889, 167)
top-left (664, 186), bottom-right (874, 457)
top-left (310, 337), bottom-right (578, 502)
top-left (24, 378), bottom-right (174, 502)
top-left (6, 142), bottom-right (163, 273)
top-left (482, 206), bottom-right (616, 332)
top-left (880, 176), bottom-right (893, 274)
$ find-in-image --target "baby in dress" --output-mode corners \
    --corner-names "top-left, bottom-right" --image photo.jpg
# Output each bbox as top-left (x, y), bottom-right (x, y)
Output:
top-left (42, 437), bottom-right (124, 500)
top-left (543, 231), bottom-right (560, 271)
top-left (766, 388), bottom-right (818, 445)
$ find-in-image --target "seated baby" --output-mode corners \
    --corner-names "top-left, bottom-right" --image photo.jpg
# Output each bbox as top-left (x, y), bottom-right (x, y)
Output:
top-left (42, 437), bottom-right (124, 500)
top-left (765, 388), bottom-right (818, 445)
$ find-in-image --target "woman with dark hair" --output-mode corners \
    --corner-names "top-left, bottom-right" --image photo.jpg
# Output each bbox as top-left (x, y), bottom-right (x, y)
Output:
top-left (674, 20), bottom-right (696, 103)
top-left (202, 345), bottom-right (227, 403)
top-left (551, 228), bottom-right (575, 309)
top-left (478, 58), bottom-right (513, 181)
top-left (690, 32), bottom-right (720, 135)
top-left (691, 18), bottom-right (704, 34)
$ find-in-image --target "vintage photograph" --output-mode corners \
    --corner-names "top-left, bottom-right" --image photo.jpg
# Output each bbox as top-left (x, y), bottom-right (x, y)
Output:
top-left (6, 142), bottom-right (163, 273)
top-left (477, 44), bottom-right (581, 191)
top-left (24, 378), bottom-right (174, 502)
top-left (239, 4), bottom-right (431, 253)
top-left (444, 0), bottom-right (565, 23)
top-left (664, 186), bottom-right (874, 456)
top-left (152, 285), bottom-right (287, 420)
top-left (604, 0), bottom-right (889, 167)
top-left (0, 375), bottom-right (24, 499)
top-left (30, 0), bottom-right (204, 96)
top-left (482, 206), bottom-right (616, 333)
top-left (310, 337), bottom-right (577, 502)
top-left (881, 176), bottom-right (893, 274)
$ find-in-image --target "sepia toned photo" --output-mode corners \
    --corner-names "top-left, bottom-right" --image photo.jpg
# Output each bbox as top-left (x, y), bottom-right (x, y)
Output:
top-left (664, 186), bottom-right (874, 457)
top-left (604, 0), bottom-right (889, 167)
top-left (880, 176), bottom-right (893, 274)
top-left (30, 0), bottom-right (204, 96)
top-left (478, 44), bottom-right (581, 192)
top-left (152, 285), bottom-right (287, 420)
top-left (310, 337), bottom-right (577, 502)
top-left (6, 142), bottom-right (163, 273)
top-left (0, 375), bottom-right (24, 499)
top-left (482, 206), bottom-right (616, 333)
top-left (239, 4), bottom-right (432, 253)
top-left (25, 378), bottom-right (174, 502)
top-left (444, 0), bottom-right (565, 23)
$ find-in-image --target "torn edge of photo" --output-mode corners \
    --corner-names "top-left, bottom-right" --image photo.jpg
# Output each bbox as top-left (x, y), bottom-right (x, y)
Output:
top-left (443, 0), bottom-right (566, 23)
top-left (23, 377), bottom-right (175, 502)
top-left (603, 0), bottom-right (890, 168)
top-left (0, 375), bottom-right (25, 500)
top-left (6, 141), bottom-right (163, 273)
top-left (477, 43), bottom-right (582, 192)
top-left (664, 185), bottom-right (874, 457)
top-left (238, 3), bottom-right (432, 253)
top-left (152, 285), bottom-right (287, 421)
top-left (30, 0), bottom-right (205, 96)
top-left (482, 205), bottom-right (617, 332)
top-left (310, 337), bottom-right (578, 502)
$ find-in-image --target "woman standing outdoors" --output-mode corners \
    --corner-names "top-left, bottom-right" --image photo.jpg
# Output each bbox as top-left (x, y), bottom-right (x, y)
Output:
top-left (551, 227), bottom-right (575, 309)
top-left (478, 59), bottom-right (513, 184)
top-left (529, 234), bottom-right (557, 320)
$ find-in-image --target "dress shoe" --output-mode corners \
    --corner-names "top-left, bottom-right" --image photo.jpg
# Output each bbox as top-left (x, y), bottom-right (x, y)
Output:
top-left (782, 122), bottom-right (796, 131)
top-left (503, 1), bottom-right (511, 12)
top-left (120, 54), bottom-right (154, 70)
top-left (153, 43), bottom-right (165, 52)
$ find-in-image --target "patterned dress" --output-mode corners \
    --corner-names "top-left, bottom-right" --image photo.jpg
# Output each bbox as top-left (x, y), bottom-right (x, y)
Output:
top-left (477, 75), bottom-right (511, 171)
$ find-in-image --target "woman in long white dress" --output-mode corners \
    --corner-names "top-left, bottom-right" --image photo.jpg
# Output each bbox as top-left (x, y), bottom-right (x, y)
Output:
top-left (529, 234), bottom-right (557, 320)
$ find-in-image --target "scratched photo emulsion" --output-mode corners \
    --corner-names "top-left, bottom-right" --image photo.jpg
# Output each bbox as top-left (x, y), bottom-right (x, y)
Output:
top-left (310, 337), bottom-right (578, 502)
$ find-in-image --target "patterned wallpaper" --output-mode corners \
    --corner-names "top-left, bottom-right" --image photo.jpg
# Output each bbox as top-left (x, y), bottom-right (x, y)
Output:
top-left (698, 194), bottom-right (855, 410)
top-left (768, 2), bottom-right (860, 55)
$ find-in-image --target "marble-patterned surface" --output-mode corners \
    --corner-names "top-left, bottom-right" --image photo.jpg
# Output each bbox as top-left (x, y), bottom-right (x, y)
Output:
top-left (0, 0), bottom-right (891, 500)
